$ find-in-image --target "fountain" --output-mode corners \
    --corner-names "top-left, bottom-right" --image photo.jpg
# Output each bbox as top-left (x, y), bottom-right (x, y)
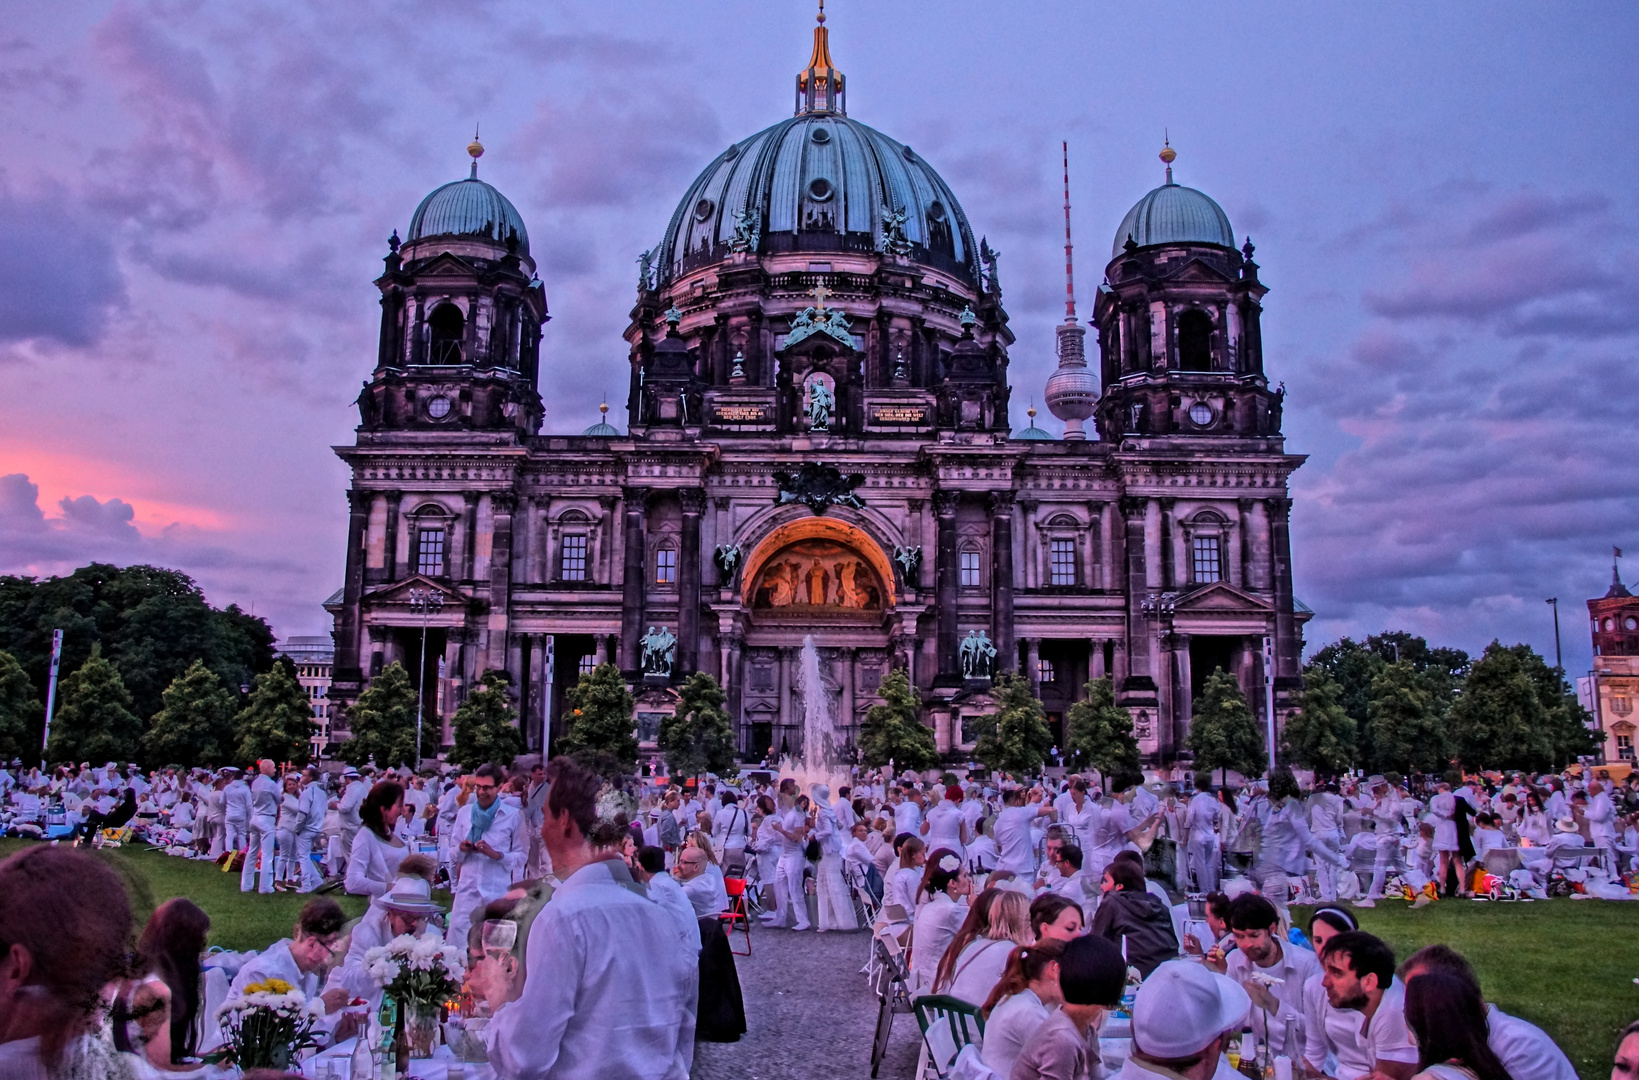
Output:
top-left (781, 635), bottom-right (852, 794)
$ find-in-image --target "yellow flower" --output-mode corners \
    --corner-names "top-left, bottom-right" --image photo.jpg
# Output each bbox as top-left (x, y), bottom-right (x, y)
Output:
top-left (246, 978), bottom-right (294, 995)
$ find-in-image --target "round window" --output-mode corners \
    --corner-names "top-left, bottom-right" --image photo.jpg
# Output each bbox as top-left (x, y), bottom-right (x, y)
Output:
top-left (427, 396), bottom-right (452, 419)
top-left (1627, 617), bottom-right (1638, 631)
top-left (1606, 618), bottom-right (1617, 631)
top-left (810, 126), bottom-right (831, 143)
top-left (1188, 402), bottom-right (1214, 426)
top-left (694, 198), bottom-right (715, 221)
top-left (807, 177), bottom-right (834, 202)
top-left (928, 200), bottom-right (947, 222)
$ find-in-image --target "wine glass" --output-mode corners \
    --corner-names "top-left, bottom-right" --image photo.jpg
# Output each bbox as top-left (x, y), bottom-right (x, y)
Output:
top-left (481, 919), bottom-right (517, 962)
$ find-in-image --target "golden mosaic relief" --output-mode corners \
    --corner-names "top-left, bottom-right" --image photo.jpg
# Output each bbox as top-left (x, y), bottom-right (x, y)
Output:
top-left (750, 539), bottom-right (884, 611)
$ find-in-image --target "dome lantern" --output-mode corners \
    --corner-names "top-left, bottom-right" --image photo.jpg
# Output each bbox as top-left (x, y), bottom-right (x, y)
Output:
top-left (1110, 142), bottom-right (1235, 259)
top-left (796, 1), bottom-right (845, 117)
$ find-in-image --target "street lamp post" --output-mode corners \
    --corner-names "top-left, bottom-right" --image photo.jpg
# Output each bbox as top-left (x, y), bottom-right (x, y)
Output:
top-left (407, 588), bottom-right (444, 765)
top-left (1546, 597), bottom-right (1562, 671)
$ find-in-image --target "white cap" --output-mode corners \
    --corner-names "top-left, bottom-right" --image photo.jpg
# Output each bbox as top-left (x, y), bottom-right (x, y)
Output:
top-left (1132, 960), bottom-right (1251, 1060)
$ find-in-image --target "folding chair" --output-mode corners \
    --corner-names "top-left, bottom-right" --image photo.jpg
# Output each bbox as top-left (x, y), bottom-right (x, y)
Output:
top-left (871, 929), bottom-right (917, 1078)
top-left (912, 994), bottom-right (987, 1080)
top-left (741, 857), bottom-right (767, 918)
top-left (720, 876), bottom-right (753, 957)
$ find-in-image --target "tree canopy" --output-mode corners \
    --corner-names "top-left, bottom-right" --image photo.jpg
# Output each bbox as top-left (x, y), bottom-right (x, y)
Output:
top-left (1187, 668), bottom-right (1265, 782)
top-left (859, 668), bottom-right (940, 771)
top-left (559, 662), bottom-right (637, 778)
top-left (0, 650), bottom-right (43, 763)
top-left (1365, 661), bottom-right (1449, 774)
top-left (235, 657), bottom-right (316, 766)
top-left (448, 670), bottom-right (524, 772)
top-left (971, 674), bottom-right (1055, 777)
top-left (1063, 676), bottom-right (1141, 782)
top-left (144, 659), bottom-right (238, 768)
top-left (339, 662), bottom-right (419, 768)
top-left (660, 672), bottom-right (737, 780)
top-left (46, 647), bottom-right (144, 764)
top-left (1280, 670), bottom-right (1357, 776)
top-left (0, 563), bottom-right (274, 725)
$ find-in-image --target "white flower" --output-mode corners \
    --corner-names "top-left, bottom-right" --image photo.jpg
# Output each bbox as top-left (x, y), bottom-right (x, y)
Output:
top-left (938, 854), bottom-right (961, 873)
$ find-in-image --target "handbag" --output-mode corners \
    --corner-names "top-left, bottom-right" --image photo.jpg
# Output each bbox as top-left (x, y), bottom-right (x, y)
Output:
top-left (805, 838), bottom-right (823, 862)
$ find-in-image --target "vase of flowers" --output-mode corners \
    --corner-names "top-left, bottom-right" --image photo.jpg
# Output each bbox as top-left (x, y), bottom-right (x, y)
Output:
top-left (213, 978), bottom-right (325, 1073)
top-left (364, 931), bottom-right (466, 1059)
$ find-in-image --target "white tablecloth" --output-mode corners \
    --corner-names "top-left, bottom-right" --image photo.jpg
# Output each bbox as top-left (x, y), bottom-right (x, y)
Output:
top-left (302, 1038), bottom-right (496, 1079)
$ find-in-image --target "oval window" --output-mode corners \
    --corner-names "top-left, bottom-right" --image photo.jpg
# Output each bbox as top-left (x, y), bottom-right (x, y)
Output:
top-left (694, 198), bottom-right (715, 221)
top-left (928, 201), bottom-right (947, 222)
top-left (1188, 402), bottom-right (1214, 426)
top-left (807, 177), bottom-right (834, 202)
top-left (1627, 617), bottom-right (1638, 631)
top-left (810, 126), bottom-right (831, 143)
top-left (427, 396), bottom-right (452, 419)
top-left (1606, 618), bottom-right (1617, 631)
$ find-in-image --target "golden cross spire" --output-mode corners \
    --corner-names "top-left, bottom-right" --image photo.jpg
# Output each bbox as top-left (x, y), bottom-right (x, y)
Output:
top-left (810, 282), bottom-right (831, 311)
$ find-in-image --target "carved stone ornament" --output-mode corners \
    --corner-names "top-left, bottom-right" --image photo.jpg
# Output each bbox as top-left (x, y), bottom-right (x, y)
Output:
top-left (728, 206), bottom-right (760, 254)
top-left (641, 625), bottom-right (677, 676)
top-left (772, 462), bottom-right (867, 515)
top-left (892, 544), bottom-right (922, 582)
top-left (785, 305), bottom-right (854, 349)
top-left (714, 543), bottom-right (742, 578)
top-left (959, 629), bottom-right (997, 680)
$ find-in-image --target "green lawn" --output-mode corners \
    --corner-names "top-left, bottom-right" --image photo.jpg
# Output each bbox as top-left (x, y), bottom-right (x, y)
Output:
top-left (1296, 899), bottom-right (1637, 1079)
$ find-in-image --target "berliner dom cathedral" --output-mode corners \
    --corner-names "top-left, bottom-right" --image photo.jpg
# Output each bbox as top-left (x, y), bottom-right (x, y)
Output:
top-left (326, 9), bottom-right (1307, 765)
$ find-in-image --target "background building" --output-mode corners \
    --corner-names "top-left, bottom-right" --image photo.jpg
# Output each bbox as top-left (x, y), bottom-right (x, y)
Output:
top-left (277, 635), bottom-right (335, 758)
top-left (325, 13), bottom-right (1309, 765)
top-left (1585, 564), bottom-right (1639, 766)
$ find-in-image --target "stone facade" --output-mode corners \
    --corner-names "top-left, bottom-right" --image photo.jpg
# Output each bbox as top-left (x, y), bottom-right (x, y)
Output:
top-left (326, 16), bottom-right (1309, 765)
top-left (1585, 569), bottom-right (1639, 767)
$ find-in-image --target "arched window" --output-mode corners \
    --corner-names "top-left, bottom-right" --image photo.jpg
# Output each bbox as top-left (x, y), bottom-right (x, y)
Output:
top-left (655, 544), bottom-right (678, 585)
top-left (408, 504), bottom-right (452, 577)
top-left (1187, 510), bottom-right (1227, 585)
top-left (959, 545), bottom-right (983, 588)
top-left (428, 303), bottom-right (464, 364)
top-left (1177, 309), bottom-right (1213, 371)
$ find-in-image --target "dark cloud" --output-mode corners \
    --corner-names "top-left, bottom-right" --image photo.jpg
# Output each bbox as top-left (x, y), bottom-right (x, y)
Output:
top-left (0, 186), bottom-right (125, 346)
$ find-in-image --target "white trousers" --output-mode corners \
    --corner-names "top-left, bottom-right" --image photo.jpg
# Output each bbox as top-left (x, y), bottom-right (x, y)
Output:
top-left (224, 820), bottom-right (247, 855)
top-left (241, 817), bottom-right (276, 893)
top-left (207, 820), bottom-right (227, 859)
top-left (1314, 831), bottom-right (1344, 901)
top-left (275, 827), bottom-right (298, 883)
top-left (297, 830), bottom-right (324, 890)
top-left (815, 853), bottom-right (857, 931)
top-left (768, 854), bottom-right (809, 928)
top-left (1368, 834), bottom-right (1399, 898)
top-left (1186, 838), bottom-right (1221, 894)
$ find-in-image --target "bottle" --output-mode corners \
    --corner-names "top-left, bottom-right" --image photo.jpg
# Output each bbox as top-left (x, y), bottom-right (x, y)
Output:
top-left (349, 1027), bottom-right (373, 1080)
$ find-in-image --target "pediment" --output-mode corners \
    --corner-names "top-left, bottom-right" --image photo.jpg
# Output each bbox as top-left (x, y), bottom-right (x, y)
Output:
top-left (1172, 581), bottom-right (1273, 613)
top-left (362, 575), bottom-right (475, 609)
top-left (1165, 258), bottom-right (1233, 285)
top-left (416, 252), bottom-right (478, 278)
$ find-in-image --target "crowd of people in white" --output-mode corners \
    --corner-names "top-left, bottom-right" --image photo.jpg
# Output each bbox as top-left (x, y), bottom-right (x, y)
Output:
top-left (0, 755), bottom-right (1627, 1080)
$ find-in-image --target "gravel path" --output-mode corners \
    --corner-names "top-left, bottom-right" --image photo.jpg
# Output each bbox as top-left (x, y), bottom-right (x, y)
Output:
top-left (691, 922), bottom-right (921, 1080)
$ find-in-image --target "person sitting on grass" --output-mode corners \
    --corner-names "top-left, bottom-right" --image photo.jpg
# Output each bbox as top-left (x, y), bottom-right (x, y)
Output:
top-left (1399, 943), bottom-right (1575, 1080)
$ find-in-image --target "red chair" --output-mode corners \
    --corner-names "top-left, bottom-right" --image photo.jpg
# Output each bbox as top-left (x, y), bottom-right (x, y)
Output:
top-left (720, 876), bottom-right (752, 956)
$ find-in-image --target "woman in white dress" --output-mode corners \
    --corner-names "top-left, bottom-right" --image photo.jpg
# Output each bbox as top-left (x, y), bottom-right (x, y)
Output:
top-left (978, 938), bottom-right (1065, 1079)
top-left (810, 784), bottom-right (857, 932)
top-left (908, 851), bottom-right (971, 991)
top-left (345, 779), bottom-right (408, 898)
top-left (274, 774), bottom-right (304, 890)
top-left (750, 795), bottom-right (782, 910)
top-left (921, 785), bottom-right (970, 859)
top-left (934, 887), bottom-right (1034, 1008)
top-left (890, 836), bottom-right (927, 916)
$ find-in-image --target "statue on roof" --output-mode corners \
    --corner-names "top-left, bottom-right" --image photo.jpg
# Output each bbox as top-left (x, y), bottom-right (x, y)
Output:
top-left (882, 206), bottom-right (912, 256)
top-left (728, 207), bottom-right (761, 254)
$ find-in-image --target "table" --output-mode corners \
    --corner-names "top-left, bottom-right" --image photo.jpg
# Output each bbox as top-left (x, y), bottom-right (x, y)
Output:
top-left (302, 1038), bottom-right (497, 1079)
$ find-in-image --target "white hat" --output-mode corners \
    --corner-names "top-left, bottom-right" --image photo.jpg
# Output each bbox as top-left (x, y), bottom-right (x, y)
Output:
top-left (811, 783), bottom-right (830, 803)
top-left (1554, 816), bottom-right (1580, 833)
top-left (1132, 960), bottom-right (1252, 1060)
top-left (380, 874), bottom-right (444, 915)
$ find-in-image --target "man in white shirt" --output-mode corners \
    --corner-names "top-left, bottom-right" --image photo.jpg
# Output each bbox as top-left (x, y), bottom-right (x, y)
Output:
top-left (1399, 943), bottom-right (1576, 1080)
top-left (761, 780), bottom-right (812, 930)
top-left (1355, 777), bottom-right (1403, 908)
top-left (1307, 931), bottom-right (1418, 1080)
top-left (993, 787), bottom-right (1055, 876)
top-left (475, 756), bottom-right (696, 1080)
top-left (1586, 779), bottom-right (1618, 872)
top-left (675, 846), bottom-right (728, 918)
top-left (710, 792), bottom-right (750, 867)
top-left (296, 768), bottom-right (329, 892)
top-left (222, 767), bottom-right (251, 856)
top-left (832, 786), bottom-right (858, 831)
top-left (1308, 782), bottom-right (1348, 901)
top-left (241, 761), bottom-right (281, 894)
top-left (1214, 893), bottom-right (1318, 1057)
top-left (333, 768), bottom-right (368, 874)
top-left (892, 787), bottom-right (924, 838)
top-left (228, 897), bottom-right (348, 1002)
top-left (450, 763), bottom-right (528, 948)
top-left (634, 845), bottom-right (702, 953)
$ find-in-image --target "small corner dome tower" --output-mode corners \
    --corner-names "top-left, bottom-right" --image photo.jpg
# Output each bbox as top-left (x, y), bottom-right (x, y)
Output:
top-left (406, 137), bottom-right (530, 255)
top-left (1111, 143), bottom-right (1233, 259)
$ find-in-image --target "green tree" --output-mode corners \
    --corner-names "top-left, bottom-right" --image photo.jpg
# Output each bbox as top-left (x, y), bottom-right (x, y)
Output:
top-left (859, 668), bottom-right (940, 770)
top-left (1187, 668), bottom-right (1265, 783)
top-left (144, 659), bottom-right (238, 767)
top-left (0, 563), bottom-right (275, 724)
top-left (1306, 632), bottom-right (1467, 766)
top-left (1280, 670), bottom-right (1358, 775)
top-left (0, 649), bottom-right (43, 764)
top-left (235, 657), bottom-right (316, 765)
top-left (45, 646), bottom-right (143, 764)
top-left (971, 674), bottom-right (1055, 777)
top-left (338, 662), bottom-right (419, 768)
top-left (559, 662), bottom-right (637, 778)
top-left (660, 672), bottom-right (737, 780)
top-left (1446, 642), bottom-right (1551, 771)
top-left (1365, 661), bottom-right (1448, 773)
top-left (1063, 676), bottom-right (1141, 782)
top-left (448, 670), bottom-right (524, 772)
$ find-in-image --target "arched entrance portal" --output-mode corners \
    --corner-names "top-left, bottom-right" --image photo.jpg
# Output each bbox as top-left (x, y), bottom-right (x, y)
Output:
top-left (734, 516), bottom-right (897, 765)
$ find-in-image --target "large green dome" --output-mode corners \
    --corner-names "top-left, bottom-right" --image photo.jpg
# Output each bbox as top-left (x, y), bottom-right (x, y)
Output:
top-left (408, 176), bottom-right (530, 254)
top-left (1111, 179), bottom-right (1234, 259)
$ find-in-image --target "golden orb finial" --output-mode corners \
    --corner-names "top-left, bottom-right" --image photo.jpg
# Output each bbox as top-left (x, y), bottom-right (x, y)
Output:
top-left (817, 0), bottom-right (825, 25)
top-left (599, 400), bottom-right (609, 415)
top-left (1027, 405), bottom-right (1038, 419)
top-left (1159, 143), bottom-right (1176, 165)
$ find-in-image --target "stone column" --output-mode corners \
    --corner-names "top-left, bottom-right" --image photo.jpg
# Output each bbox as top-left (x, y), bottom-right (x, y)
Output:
top-left (527, 635), bottom-right (547, 751)
top-left (934, 491), bottom-right (960, 682)
top-left (842, 649), bottom-right (857, 747)
top-left (1248, 499), bottom-right (1271, 592)
top-left (619, 489), bottom-right (649, 675)
top-left (1268, 497), bottom-right (1301, 685)
top-left (1119, 495), bottom-right (1159, 707)
top-left (367, 626), bottom-right (387, 682)
top-left (725, 633), bottom-right (744, 743)
top-left (1025, 638), bottom-right (1042, 696)
top-left (335, 489), bottom-right (370, 689)
top-left (440, 635), bottom-right (462, 746)
top-left (1161, 498), bottom-right (1180, 589)
top-left (478, 492), bottom-right (515, 676)
top-left (990, 491), bottom-right (1016, 673)
top-left (1173, 633), bottom-right (1193, 755)
top-left (1091, 639), bottom-right (1107, 680)
top-left (1019, 500), bottom-right (1038, 589)
top-left (462, 492), bottom-right (480, 581)
top-left (777, 646), bottom-right (793, 734)
top-left (679, 488), bottom-right (705, 676)
top-left (383, 490), bottom-right (402, 581)
top-left (514, 496), bottom-right (535, 584)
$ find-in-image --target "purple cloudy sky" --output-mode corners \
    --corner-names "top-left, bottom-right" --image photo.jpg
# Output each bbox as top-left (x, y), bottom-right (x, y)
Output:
top-left (1, 1), bottom-right (1635, 674)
